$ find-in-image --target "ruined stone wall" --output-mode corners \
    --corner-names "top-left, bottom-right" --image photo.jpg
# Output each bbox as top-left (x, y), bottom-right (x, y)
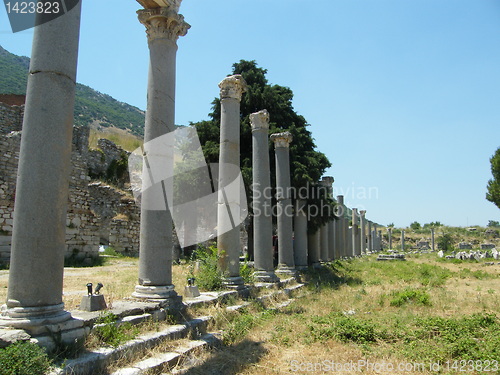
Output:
top-left (0, 102), bottom-right (23, 135)
top-left (0, 102), bottom-right (141, 263)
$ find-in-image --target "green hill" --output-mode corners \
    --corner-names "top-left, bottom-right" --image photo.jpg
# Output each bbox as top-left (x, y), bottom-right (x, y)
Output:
top-left (0, 46), bottom-right (145, 136)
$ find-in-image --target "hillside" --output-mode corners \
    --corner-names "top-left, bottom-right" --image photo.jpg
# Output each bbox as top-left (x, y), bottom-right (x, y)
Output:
top-left (0, 46), bottom-right (145, 136)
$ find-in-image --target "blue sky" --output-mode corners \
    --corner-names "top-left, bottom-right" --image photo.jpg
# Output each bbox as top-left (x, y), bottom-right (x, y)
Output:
top-left (1, 0), bottom-right (499, 228)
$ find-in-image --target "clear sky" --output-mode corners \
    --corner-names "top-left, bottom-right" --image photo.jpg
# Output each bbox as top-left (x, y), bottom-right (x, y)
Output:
top-left (1, 0), bottom-right (499, 228)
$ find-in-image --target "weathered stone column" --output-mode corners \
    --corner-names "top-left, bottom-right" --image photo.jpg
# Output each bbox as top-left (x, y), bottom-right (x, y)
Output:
top-left (320, 222), bottom-right (329, 262)
top-left (388, 227), bottom-right (393, 249)
top-left (217, 75), bottom-right (247, 287)
top-left (373, 223), bottom-right (379, 251)
top-left (401, 230), bottom-right (405, 251)
top-left (367, 221), bottom-right (373, 252)
top-left (133, 2), bottom-right (190, 300)
top-left (378, 230), bottom-right (383, 250)
top-left (431, 228), bottom-right (435, 251)
top-left (351, 208), bottom-right (359, 256)
top-left (347, 226), bottom-right (353, 258)
top-left (359, 210), bottom-right (366, 254)
top-left (0, 4), bottom-right (85, 340)
top-left (322, 176), bottom-right (335, 261)
top-left (271, 132), bottom-right (295, 274)
top-left (294, 199), bottom-right (308, 270)
top-left (335, 195), bottom-right (345, 259)
top-left (307, 229), bottom-right (321, 268)
top-left (250, 110), bottom-right (279, 282)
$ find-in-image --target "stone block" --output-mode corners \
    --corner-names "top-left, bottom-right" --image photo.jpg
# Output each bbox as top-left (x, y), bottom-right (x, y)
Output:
top-left (79, 295), bottom-right (107, 312)
top-left (184, 285), bottom-right (201, 298)
top-left (0, 328), bottom-right (30, 348)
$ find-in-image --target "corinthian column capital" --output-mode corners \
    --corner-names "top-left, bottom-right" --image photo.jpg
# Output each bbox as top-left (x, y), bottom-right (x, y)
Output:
top-left (219, 75), bottom-right (247, 101)
top-left (138, 6), bottom-right (190, 43)
top-left (250, 109), bottom-right (270, 131)
top-left (270, 131), bottom-right (293, 148)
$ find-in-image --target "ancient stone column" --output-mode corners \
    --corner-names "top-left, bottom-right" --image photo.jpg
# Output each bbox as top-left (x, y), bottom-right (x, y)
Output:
top-left (250, 110), bottom-right (279, 282)
top-left (320, 222), bottom-right (329, 262)
top-left (307, 229), bottom-right (321, 268)
top-left (351, 208), bottom-right (359, 256)
top-left (401, 230), bottom-right (405, 251)
top-left (271, 132), bottom-right (295, 274)
top-left (335, 195), bottom-right (345, 259)
top-left (373, 223), bottom-right (379, 251)
top-left (217, 75), bottom-right (247, 288)
top-left (133, 2), bottom-right (190, 300)
top-left (322, 176), bottom-right (335, 261)
top-left (388, 227), bottom-right (393, 249)
top-left (347, 226), bottom-right (353, 258)
top-left (359, 210), bottom-right (366, 254)
top-left (0, 3), bottom-right (84, 338)
top-left (367, 221), bottom-right (373, 252)
top-left (431, 228), bottom-right (435, 251)
top-left (378, 230), bottom-right (383, 250)
top-left (294, 199), bottom-right (308, 270)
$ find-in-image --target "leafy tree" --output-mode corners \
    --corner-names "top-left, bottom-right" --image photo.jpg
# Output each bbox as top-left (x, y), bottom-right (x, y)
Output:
top-left (487, 220), bottom-right (500, 228)
top-left (192, 60), bottom-right (332, 232)
top-left (423, 221), bottom-right (443, 229)
top-left (486, 147), bottom-right (500, 209)
top-left (437, 233), bottom-right (454, 251)
top-left (409, 221), bottom-right (421, 230)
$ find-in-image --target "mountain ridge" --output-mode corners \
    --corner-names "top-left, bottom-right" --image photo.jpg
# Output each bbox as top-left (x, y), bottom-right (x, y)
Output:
top-left (0, 45), bottom-right (145, 136)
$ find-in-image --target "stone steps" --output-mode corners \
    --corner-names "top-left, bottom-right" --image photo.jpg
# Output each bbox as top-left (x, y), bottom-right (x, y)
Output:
top-left (49, 280), bottom-right (304, 375)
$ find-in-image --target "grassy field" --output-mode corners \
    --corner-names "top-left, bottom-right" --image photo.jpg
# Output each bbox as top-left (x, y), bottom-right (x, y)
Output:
top-left (176, 254), bottom-right (500, 375)
top-left (1, 254), bottom-right (500, 374)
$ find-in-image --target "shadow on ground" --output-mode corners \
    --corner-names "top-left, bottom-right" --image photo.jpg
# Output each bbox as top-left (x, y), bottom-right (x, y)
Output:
top-left (177, 338), bottom-right (267, 375)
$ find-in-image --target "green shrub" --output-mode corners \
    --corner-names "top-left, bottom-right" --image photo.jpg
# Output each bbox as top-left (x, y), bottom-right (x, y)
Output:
top-left (390, 288), bottom-right (431, 307)
top-left (0, 341), bottom-right (52, 375)
top-left (309, 313), bottom-right (379, 344)
top-left (93, 312), bottom-right (138, 348)
top-left (191, 245), bottom-right (225, 291)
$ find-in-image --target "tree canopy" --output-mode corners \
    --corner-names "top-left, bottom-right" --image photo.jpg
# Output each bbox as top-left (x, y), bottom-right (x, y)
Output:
top-left (192, 60), bottom-right (333, 231)
top-left (486, 147), bottom-right (500, 210)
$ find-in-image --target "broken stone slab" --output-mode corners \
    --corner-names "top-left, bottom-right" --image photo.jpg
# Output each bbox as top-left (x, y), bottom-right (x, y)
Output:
top-left (0, 328), bottom-right (30, 348)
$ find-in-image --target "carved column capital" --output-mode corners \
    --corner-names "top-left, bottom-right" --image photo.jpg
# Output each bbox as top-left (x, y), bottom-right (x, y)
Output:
top-left (250, 109), bottom-right (270, 131)
top-left (270, 131), bottom-right (293, 148)
top-left (137, 0), bottom-right (182, 11)
top-left (138, 6), bottom-right (190, 43)
top-left (219, 75), bottom-right (247, 101)
top-left (359, 210), bottom-right (366, 217)
top-left (321, 176), bottom-right (334, 186)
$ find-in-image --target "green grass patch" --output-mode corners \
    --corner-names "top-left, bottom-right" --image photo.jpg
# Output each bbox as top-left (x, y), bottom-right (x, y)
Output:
top-left (389, 287), bottom-right (432, 307)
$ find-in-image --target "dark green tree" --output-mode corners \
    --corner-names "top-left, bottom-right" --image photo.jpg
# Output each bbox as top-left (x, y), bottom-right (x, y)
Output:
top-left (192, 60), bottom-right (332, 232)
top-left (409, 221), bottom-right (421, 230)
top-left (486, 147), bottom-right (500, 210)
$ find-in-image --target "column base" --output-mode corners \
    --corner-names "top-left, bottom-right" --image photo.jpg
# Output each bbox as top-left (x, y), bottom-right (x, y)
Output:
top-left (223, 276), bottom-right (246, 290)
top-left (253, 271), bottom-right (280, 283)
top-left (295, 265), bottom-right (308, 271)
top-left (276, 265), bottom-right (298, 278)
top-left (0, 303), bottom-right (71, 332)
top-left (0, 303), bottom-right (88, 350)
top-left (312, 262), bottom-right (322, 269)
top-left (132, 284), bottom-right (178, 300)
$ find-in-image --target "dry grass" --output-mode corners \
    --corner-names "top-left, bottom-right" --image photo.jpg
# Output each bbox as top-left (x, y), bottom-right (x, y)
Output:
top-left (0, 258), bottom-right (193, 310)
top-left (89, 127), bottom-right (142, 152)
